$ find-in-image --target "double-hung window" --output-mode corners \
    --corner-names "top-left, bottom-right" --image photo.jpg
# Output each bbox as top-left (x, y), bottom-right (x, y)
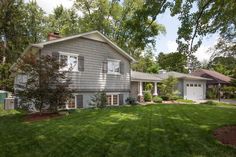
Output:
top-left (59, 52), bottom-right (78, 72)
top-left (107, 59), bottom-right (120, 74)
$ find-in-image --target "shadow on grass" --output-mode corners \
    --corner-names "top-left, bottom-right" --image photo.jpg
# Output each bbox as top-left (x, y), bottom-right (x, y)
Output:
top-left (0, 104), bottom-right (236, 157)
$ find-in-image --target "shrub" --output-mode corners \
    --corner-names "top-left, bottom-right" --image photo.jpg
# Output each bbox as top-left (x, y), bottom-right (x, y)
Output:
top-left (144, 92), bottom-right (152, 102)
top-left (206, 87), bottom-right (218, 99)
top-left (200, 100), bottom-right (216, 105)
top-left (170, 95), bottom-right (181, 101)
top-left (125, 97), bottom-right (137, 105)
top-left (158, 76), bottom-right (179, 101)
top-left (145, 83), bottom-right (153, 91)
top-left (89, 91), bottom-right (107, 108)
top-left (161, 96), bottom-right (169, 101)
top-left (153, 96), bottom-right (163, 103)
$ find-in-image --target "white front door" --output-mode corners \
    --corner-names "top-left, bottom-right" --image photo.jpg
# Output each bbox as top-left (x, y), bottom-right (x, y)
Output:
top-left (185, 81), bottom-right (204, 100)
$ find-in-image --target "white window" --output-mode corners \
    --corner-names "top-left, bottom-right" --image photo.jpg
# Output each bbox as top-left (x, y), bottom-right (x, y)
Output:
top-left (59, 53), bottom-right (78, 72)
top-left (107, 59), bottom-right (120, 74)
top-left (107, 94), bottom-right (119, 106)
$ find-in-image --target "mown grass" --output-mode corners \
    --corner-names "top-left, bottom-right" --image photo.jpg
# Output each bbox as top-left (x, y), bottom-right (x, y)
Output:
top-left (0, 104), bottom-right (236, 157)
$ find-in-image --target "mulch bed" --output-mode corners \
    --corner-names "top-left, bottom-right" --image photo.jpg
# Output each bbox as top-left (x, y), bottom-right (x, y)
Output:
top-left (24, 112), bottom-right (63, 122)
top-left (213, 126), bottom-right (236, 147)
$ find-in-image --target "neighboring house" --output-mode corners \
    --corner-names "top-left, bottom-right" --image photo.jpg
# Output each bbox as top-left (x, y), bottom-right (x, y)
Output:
top-left (13, 31), bottom-right (135, 108)
top-left (12, 31), bottom-right (210, 109)
top-left (131, 70), bottom-right (210, 101)
top-left (191, 69), bottom-right (232, 87)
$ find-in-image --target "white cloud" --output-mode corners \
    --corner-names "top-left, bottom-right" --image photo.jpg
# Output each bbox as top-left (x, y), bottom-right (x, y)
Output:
top-left (166, 40), bottom-right (178, 52)
top-left (25, 0), bottom-right (73, 14)
top-left (195, 44), bottom-right (214, 62)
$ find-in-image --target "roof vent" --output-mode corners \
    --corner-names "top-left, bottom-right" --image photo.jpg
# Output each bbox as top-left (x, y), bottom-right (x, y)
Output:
top-left (159, 69), bottom-right (167, 74)
top-left (47, 32), bottom-right (61, 41)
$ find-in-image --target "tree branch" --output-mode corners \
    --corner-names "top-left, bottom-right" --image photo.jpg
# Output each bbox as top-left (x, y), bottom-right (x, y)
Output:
top-left (190, 0), bottom-right (214, 52)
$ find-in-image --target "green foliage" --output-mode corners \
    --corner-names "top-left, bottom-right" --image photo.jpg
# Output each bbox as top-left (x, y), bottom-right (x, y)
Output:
top-left (222, 86), bottom-right (236, 99)
top-left (125, 97), bottom-right (137, 105)
top-left (132, 49), bottom-right (159, 73)
top-left (208, 56), bottom-right (236, 77)
top-left (158, 76), bottom-right (179, 100)
top-left (0, 63), bottom-right (13, 91)
top-left (157, 52), bottom-right (188, 73)
top-left (16, 54), bottom-right (73, 113)
top-left (206, 87), bottom-right (218, 99)
top-left (144, 91), bottom-right (152, 102)
top-left (144, 83), bottom-right (153, 91)
top-left (170, 0), bottom-right (236, 58)
top-left (74, 0), bottom-right (167, 57)
top-left (153, 96), bottom-right (163, 103)
top-left (89, 91), bottom-right (107, 108)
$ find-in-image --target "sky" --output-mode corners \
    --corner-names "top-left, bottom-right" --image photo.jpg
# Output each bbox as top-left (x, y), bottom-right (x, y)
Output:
top-left (25, 0), bottom-right (218, 62)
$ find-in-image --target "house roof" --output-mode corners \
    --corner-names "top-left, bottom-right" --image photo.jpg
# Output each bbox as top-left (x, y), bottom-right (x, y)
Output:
top-left (131, 71), bottom-right (162, 82)
top-left (131, 71), bottom-right (210, 82)
top-left (191, 69), bottom-right (232, 83)
top-left (156, 71), bottom-right (211, 81)
top-left (32, 30), bottom-right (135, 62)
top-left (10, 31), bottom-right (136, 72)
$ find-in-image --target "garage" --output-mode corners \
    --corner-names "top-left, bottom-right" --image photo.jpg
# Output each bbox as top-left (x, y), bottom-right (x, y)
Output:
top-left (185, 81), bottom-right (205, 100)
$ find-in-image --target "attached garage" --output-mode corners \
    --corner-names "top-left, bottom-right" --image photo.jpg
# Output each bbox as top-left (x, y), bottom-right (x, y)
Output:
top-left (185, 81), bottom-right (205, 100)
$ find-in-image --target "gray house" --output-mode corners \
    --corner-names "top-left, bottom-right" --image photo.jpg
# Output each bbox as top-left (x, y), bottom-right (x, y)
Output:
top-left (13, 31), bottom-right (135, 108)
top-left (13, 31), bottom-right (209, 108)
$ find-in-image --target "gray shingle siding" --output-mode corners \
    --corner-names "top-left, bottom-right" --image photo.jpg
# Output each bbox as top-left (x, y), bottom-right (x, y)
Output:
top-left (41, 37), bottom-right (131, 92)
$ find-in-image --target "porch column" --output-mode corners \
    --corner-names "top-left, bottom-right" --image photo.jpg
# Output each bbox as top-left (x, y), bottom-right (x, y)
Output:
top-left (153, 82), bottom-right (158, 96)
top-left (138, 81), bottom-right (143, 96)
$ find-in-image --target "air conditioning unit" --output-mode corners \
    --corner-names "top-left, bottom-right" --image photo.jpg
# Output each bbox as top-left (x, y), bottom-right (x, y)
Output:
top-left (4, 98), bottom-right (18, 110)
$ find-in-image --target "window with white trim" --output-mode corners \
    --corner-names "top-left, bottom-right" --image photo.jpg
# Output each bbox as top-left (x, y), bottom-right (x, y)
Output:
top-left (107, 59), bottom-right (120, 74)
top-left (107, 94), bottom-right (119, 106)
top-left (59, 53), bottom-right (78, 72)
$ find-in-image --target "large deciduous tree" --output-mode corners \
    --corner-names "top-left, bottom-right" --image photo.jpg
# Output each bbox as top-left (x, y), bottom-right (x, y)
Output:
top-left (157, 52), bottom-right (188, 73)
top-left (169, 0), bottom-right (236, 57)
top-left (74, 0), bottom-right (168, 58)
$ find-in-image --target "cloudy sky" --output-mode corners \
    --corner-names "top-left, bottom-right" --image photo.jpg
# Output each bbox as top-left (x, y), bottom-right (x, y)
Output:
top-left (25, 0), bottom-right (217, 61)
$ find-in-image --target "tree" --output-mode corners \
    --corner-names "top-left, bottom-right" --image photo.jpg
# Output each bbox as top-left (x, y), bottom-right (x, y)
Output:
top-left (169, 0), bottom-right (236, 57)
top-left (208, 56), bottom-right (236, 77)
top-left (74, 0), bottom-right (167, 58)
top-left (157, 52), bottom-right (188, 73)
top-left (158, 76), bottom-right (179, 100)
top-left (132, 49), bottom-right (159, 73)
top-left (16, 53), bottom-right (73, 113)
top-left (0, 0), bottom-right (46, 63)
top-left (46, 5), bottom-right (81, 36)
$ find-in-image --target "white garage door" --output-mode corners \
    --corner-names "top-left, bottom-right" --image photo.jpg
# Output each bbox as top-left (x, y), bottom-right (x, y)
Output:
top-left (185, 81), bottom-right (204, 100)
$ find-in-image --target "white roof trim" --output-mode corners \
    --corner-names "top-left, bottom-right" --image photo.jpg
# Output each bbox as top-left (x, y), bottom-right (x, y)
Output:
top-left (32, 31), bottom-right (135, 62)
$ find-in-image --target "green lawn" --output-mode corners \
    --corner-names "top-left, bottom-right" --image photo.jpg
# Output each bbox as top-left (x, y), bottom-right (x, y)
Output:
top-left (1, 104), bottom-right (236, 157)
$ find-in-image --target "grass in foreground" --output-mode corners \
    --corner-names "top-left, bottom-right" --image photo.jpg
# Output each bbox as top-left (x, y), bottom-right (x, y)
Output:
top-left (0, 104), bottom-right (236, 157)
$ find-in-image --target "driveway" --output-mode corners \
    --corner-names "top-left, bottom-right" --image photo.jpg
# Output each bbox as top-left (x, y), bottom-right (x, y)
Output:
top-left (216, 99), bottom-right (236, 105)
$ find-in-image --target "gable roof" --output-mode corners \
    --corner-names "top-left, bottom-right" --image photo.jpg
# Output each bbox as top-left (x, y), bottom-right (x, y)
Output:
top-left (157, 71), bottom-right (211, 80)
top-left (191, 69), bottom-right (232, 83)
top-left (32, 30), bottom-right (135, 62)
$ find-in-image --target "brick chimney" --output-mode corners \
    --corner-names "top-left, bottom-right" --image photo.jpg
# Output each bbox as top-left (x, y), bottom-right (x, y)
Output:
top-left (47, 32), bottom-right (61, 41)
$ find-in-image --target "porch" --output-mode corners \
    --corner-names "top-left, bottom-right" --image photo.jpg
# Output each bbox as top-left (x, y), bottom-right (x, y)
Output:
top-left (131, 71), bottom-right (162, 102)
